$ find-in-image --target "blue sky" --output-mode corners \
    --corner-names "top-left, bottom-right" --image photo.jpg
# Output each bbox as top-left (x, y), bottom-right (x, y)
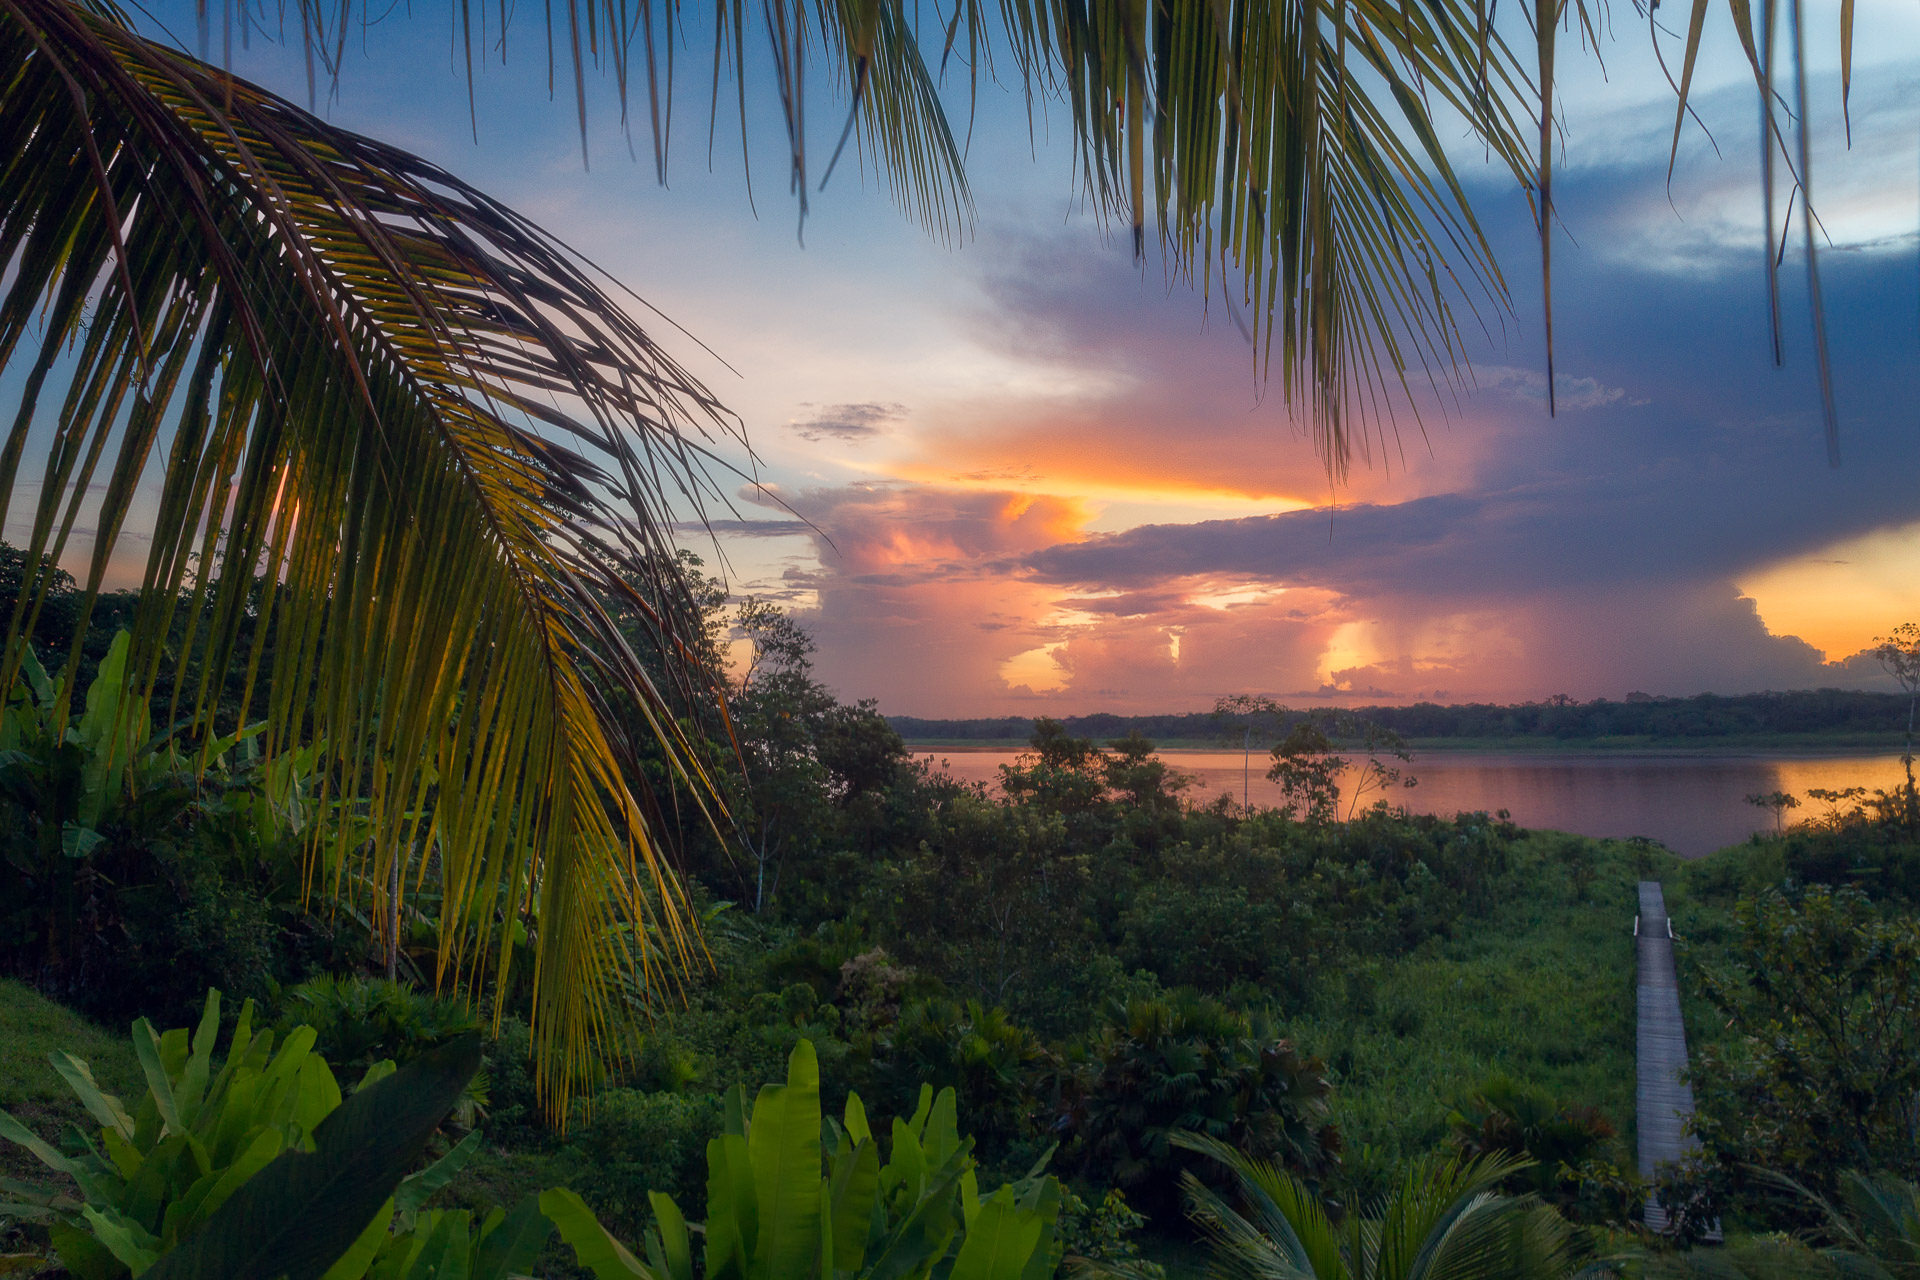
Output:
top-left (116, 0), bottom-right (1920, 713)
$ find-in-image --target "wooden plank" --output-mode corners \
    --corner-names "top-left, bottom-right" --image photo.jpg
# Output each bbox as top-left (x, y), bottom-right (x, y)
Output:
top-left (1635, 880), bottom-right (1715, 1237)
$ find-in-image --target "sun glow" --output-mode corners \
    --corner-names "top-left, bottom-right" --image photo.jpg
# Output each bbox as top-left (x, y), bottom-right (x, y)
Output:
top-left (1000, 643), bottom-right (1069, 692)
top-left (1316, 620), bottom-right (1385, 687)
top-left (1742, 522), bottom-right (1920, 659)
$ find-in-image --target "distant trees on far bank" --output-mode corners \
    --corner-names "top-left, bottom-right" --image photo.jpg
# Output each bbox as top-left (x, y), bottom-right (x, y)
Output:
top-left (892, 689), bottom-right (1915, 747)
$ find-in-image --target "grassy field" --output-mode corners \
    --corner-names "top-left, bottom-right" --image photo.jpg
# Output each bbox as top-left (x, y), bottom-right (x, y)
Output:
top-left (1292, 835), bottom-right (1672, 1192)
top-left (0, 979), bottom-right (141, 1191)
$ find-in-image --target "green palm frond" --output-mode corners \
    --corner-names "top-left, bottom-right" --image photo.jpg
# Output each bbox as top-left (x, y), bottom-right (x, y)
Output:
top-left (267, 0), bottom-right (1531, 474)
top-left (1176, 1130), bottom-right (1579, 1280)
top-left (1002, 0), bottom-right (1535, 471)
top-left (0, 0), bottom-right (740, 1113)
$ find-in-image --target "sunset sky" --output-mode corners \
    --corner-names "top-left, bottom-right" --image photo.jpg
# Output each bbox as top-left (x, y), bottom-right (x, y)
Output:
top-left (114, 0), bottom-right (1920, 713)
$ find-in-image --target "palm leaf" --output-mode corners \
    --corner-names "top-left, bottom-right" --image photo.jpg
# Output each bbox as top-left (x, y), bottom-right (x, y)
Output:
top-left (0, 0), bottom-right (739, 1113)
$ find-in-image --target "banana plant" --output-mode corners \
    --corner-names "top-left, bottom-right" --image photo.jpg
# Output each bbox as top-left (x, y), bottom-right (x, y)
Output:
top-left (0, 989), bottom-right (484, 1279)
top-left (541, 1040), bottom-right (1062, 1280)
top-left (0, 987), bottom-right (647, 1280)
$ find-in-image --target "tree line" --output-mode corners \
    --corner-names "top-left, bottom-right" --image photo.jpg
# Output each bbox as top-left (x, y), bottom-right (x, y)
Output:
top-left (893, 689), bottom-right (1912, 746)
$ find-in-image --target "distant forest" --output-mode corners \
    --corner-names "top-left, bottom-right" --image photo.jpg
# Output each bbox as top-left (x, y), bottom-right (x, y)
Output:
top-left (890, 688), bottom-right (1913, 744)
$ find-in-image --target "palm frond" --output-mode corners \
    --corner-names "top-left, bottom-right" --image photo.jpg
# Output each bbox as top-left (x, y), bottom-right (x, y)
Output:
top-left (0, 0), bottom-right (739, 1113)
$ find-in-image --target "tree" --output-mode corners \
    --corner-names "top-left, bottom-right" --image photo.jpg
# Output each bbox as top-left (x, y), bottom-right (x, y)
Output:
top-left (1876, 624), bottom-right (1920, 827)
top-left (1745, 789), bottom-right (1801, 836)
top-left (1213, 695), bottom-right (1289, 813)
top-left (1067, 995), bottom-right (1342, 1223)
top-left (728, 599), bottom-right (836, 912)
top-left (1000, 718), bottom-right (1110, 815)
top-left (1690, 886), bottom-right (1920, 1206)
top-left (1268, 716), bottom-right (1347, 825)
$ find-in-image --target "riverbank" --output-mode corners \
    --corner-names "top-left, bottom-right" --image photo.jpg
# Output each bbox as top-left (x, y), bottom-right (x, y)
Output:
top-left (907, 733), bottom-right (1906, 754)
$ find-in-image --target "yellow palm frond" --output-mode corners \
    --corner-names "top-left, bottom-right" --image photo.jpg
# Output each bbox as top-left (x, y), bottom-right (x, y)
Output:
top-left (0, 0), bottom-right (737, 1112)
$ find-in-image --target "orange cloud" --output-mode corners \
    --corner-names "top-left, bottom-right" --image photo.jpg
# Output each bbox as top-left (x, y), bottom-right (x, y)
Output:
top-left (1741, 521), bottom-right (1920, 660)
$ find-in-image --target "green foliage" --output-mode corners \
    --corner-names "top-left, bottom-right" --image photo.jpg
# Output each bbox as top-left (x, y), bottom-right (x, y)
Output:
top-left (1177, 1133), bottom-right (1580, 1279)
top-left (0, 989), bottom-right (483, 1279)
top-left (1445, 1076), bottom-right (1634, 1224)
top-left (275, 976), bottom-right (482, 1072)
top-left (1054, 1188), bottom-right (1163, 1280)
top-left (568, 1089), bottom-right (724, 1234)
top-left (1644, 1171), bottom-right (1920, 1278)
top-left (0, 988), bottom-right (741, 1280)
top-left (0, 635), bottom-right (337, 1026)
top-left (1296, 834), bottom-right (1645, 1204)
top-left (1064, 996), bottom-right (1339, 1224)
top-left (1689, 886), bottom-right (1920, 1208)
top-left (633, 1040), bottom-right (1062, 1280)
top-left (877, 1000), bottom-right (1054, 1157)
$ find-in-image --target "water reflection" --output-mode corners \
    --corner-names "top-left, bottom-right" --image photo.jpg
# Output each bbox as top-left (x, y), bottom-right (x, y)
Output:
top-left (909, 748), bottom-right (1910, 857)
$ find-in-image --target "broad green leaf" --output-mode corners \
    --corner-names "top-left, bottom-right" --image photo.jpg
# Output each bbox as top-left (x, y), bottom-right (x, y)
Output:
top-left (317, 1196), bottom-right (395, 1280)
top-left (144, 1036), bottom-right (481, 1280)
top-left (885, 1118), bottom-right (924, 1206)
top-left (647, 1191), bottom-right (694, 1280)
top-left (860, 1158), bottom-right (967, 1280)
top-left (827, 1137), bottom-right (880, 1274)
top-left (0, 1106), bottom-right (79, 1177)
top-left (747, 1041), bottom-right (822, 1280)
top-left (472, 1195), bottom-right (553, 1280)
top-left (132, 1021), bottom-right (184, 1134)
top-left (177, 991), bottom-right (224, 1126)
top-left (948, 1188), bottom-right (1045, 1280)
top-left (80, 1204), bottom-right (160, 1274)
top-left (164, 1126), bottom-right (286, 1237)
top-left (51, 1053), bottom-right (135, 1142)
top-left (705, 1133), bottom-right (755, 1280)
top-left (843, 1094), bottom-right (871, 1147)
top-left (20, 645), bottom-right (53, 708)
top-left (357, 1060), bottom-right (399, 1092)
top-left (541, 1187), bottom-right (651, 1280)
top-left (50, 1220), bottom-right (124, 1280)
top-left (405, 1209), bottom-right (472, 1280)
top-left (395, 1130), bottom-right (484, 1216)
top-left (922, 1090), bottom-right (959, 1171)
top-left (60, 823), bottom-right (104, 859)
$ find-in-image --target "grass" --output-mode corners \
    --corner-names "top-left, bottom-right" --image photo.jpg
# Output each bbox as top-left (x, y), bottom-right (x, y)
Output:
top-left (0, 978), bottom-right (142, 1202)
top-left (1292, 835), bottom-right (1674, 1194)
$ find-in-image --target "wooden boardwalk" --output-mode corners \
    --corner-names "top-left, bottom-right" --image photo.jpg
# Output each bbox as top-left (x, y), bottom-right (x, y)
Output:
top-left (1635, 881), bottom-right (1709, 1234)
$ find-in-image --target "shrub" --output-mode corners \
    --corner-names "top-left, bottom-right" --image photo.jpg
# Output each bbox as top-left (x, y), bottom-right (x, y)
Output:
top-left (274, 973), bottom-right (481, 1070)
top-left (566, 1088), bottom-right (723, 1235)
top-left (1064, 993), bottom-right (1340, 1223)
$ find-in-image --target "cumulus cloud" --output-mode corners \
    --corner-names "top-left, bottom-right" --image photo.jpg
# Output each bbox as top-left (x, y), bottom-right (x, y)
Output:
top-left (1476, 365), bottom-right (1635, 412)
top-left (785, 401), bottom-right (907, 443)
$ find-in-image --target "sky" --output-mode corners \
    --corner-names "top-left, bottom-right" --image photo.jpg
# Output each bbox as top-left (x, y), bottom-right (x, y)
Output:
top-left (113, 0), bottom-right (1920, 714)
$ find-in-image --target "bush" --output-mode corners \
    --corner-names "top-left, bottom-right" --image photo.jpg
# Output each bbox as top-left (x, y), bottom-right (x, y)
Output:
top-left (565, 1087), bottom-right (723, 1235)
top-left (1064, 993), bottom-right (1341, 1224)
top-left (1690, 885), bottom-right (1920, 1210)
top-left (274, 973), bottom-right (481, 1069)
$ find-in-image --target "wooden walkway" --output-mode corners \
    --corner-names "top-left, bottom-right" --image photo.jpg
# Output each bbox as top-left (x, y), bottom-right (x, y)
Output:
top-left (1635, 881), bottom-right (1709, 1234)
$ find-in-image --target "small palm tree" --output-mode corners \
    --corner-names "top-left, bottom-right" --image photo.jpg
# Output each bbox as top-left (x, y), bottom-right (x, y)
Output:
top-left (1175, 1131), bottom-right (1583, 1280)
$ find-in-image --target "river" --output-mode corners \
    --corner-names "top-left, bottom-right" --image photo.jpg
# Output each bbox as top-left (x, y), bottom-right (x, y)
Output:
top-left (906, 746), bottom-right (1911, 857)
